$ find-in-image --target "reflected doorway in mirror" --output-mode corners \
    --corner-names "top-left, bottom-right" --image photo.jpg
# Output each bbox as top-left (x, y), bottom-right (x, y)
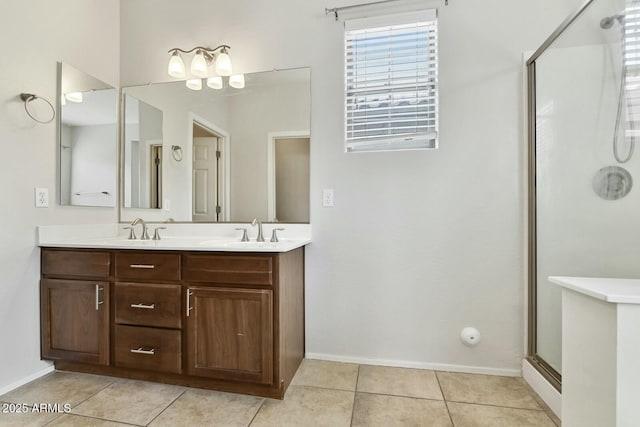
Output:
top-left (267, 131), bottom-right (310, 223)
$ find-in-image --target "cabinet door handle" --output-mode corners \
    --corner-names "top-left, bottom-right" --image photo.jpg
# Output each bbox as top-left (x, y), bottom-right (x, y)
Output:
top-left (186, 289), bottom-right (193, 317)
top-left (130, 303), bottom-right (155, 309)
top-left (130, 347), bottom-right (155, 355)
top-left (130, 264), bottom-right (155, 269)
top-left (95, 284), bottom-right (104, 311)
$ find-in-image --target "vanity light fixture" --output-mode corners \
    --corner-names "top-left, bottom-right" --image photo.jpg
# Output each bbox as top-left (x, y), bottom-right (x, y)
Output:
top-left (167, 45), bottom-right (233, 78)
top-left (167, 45), bottom-right (243, 91)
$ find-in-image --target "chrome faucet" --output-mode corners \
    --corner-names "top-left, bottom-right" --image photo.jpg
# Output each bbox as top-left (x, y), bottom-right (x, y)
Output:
top-left (251, 218), bottom-right (265, 242)
top-left (131, 218), bottom-right (150, 240)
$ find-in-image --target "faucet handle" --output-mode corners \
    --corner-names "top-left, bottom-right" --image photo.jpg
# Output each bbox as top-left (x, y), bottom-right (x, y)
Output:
top-left (123, 226), bottom-right (136, 240)
top-left (235, 227), bottom-right (249, 242)
top-left (270, 228), bottom-right (285, 243)
top-left (152, 227), bottom-right (166, 241)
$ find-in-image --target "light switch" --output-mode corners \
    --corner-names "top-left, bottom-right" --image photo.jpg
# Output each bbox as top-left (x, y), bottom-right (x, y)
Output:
top-left (322, 189), bottom-right (334, 207)
top-left (35, 187), bottom-right (49, 208)
top-left (163, 199), bottom-right (171, 211)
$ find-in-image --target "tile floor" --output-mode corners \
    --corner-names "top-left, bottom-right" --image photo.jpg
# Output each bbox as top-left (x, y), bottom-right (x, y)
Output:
top-left (0, 360), bottom-right (560, 426)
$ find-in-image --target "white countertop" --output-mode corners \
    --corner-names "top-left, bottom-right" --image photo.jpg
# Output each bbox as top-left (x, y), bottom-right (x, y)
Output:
top-left (549, 276), bottom-right (640, 304)
top-left (37, 224), bottom-right (311, 253)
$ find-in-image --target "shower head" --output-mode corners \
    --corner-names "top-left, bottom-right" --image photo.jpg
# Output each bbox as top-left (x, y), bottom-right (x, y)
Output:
top-left (600, 14), bottom-right (625, 29)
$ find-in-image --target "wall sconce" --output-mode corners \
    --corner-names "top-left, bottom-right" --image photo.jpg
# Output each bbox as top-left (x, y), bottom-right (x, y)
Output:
top-left (167, 45), bottom-right (243, 91)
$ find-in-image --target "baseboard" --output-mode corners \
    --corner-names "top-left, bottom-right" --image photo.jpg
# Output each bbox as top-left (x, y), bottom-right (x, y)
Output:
top-left (522, 358), bottom-right (561, 418)
top-left (305, 353), bottom-right (521, 377)
top-left (0, 365), bottom-right (55, 397)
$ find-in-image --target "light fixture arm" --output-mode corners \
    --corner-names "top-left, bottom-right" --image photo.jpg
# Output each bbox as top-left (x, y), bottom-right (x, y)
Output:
top-left (168, 45), bottom-right (230, 58)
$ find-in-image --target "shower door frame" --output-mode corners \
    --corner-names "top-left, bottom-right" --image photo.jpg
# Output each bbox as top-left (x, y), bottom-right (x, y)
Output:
top-left (526, 0), bottom-right (596, 393)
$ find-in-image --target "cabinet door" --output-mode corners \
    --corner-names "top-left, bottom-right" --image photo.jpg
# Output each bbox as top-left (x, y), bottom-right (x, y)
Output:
top-left (187, 287), bottom-right (273, 384)
top-left (41, 279), bottom-right (110, 365)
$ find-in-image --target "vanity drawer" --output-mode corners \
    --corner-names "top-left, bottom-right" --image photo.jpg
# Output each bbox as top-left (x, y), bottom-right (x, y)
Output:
top-left (184, 254), bottom-right (273, 285)
top-left (114, 325), bottom-right (181, 374)
top-left (42, 249), bottom-right (110, 278)
top-left (115, 282), bottom-right (182, 329)
top-left (114, 252), bottom-right (180, 281)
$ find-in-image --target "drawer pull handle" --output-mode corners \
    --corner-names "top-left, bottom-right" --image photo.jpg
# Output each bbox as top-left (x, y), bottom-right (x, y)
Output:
top-left (130, 264), bottom-right (155, 269)
top-left (130, 347), bottom-right (155, 355)
top-left (186, 289), bottom-right (193, 317)
top-left (131, 303), bottom-right (155, 310)
top-left (95, 284), bottom-right (104, 311)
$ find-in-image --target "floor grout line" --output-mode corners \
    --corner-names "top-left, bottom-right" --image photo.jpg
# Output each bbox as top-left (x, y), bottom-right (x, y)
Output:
top-left (288, 384), bottom-right (358, 393)
top-left (356, 390), bottom-right (445, 402)
top-left (68, 378), bottom-right (116, 411)
top-left (143, 389), bottom-right (187, 426)
top-left (445, 399), bottom-right (548, 412)
top-left (435, 371), bottom-right (455, 426)
top-left (48, 412), bottom-right (142, 426)
top-left (349, 365), bottom-right (361, 427)
top-left (247, 398), bottom-right (267, 426)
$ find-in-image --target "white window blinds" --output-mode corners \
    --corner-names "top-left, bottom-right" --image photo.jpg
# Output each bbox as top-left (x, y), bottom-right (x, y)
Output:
top-left (345, 10), bottom-right (438, 152)
top-left (624, 0), bottom-right (640, 139)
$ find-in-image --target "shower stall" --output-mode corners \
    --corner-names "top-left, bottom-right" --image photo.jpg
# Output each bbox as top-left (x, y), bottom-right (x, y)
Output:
top-left (527, 0), bottom-right (640, 390)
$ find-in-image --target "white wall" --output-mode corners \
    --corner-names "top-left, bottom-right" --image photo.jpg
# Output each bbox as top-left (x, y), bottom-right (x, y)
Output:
top-left (0, 0), bottom-right (119, 390)
top-left (119, 0), bottom-right (581, 373)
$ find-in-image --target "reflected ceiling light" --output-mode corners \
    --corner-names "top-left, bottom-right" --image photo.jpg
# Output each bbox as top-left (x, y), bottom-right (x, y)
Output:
top-left (65, 92), bottom-right (83, 103)
top-left (186, 78), bottom-right (202, 91)
top-left (167, 51), bottom-right (185, 78)
top-left (167, 45), bottom-right (234, 79)
top-left (206, 76), bottom-right (223, 90)
top-left (229, 74), bottom-right (245, 89)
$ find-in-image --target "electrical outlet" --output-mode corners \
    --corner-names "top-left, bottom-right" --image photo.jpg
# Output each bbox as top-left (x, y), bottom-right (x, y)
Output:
top-left (322, 189), bottom-right (334, 207)
top-left (35, 187), bottom-right (49, 208)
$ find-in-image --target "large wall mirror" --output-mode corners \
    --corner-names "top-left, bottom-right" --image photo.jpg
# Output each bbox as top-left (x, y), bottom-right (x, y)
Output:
top-left (120, 67), bottom-right (310, 223)
top-left (59, 62), bottom-right (117, 207)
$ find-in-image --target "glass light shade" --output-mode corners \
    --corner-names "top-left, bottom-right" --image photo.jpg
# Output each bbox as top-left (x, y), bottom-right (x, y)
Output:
top-left (167, 52), bottom-right (185, 78)
top-left (65, 92), bottom-right (83, 103)
top-left (186, 78), bottom-right (202, 90)
top-left (229, 74), bottom-right (245, 89)
top-left (206, 76), bottom-right (223, 90)
top-left (215, 52), bottom-right (232, 76)
top-left (190, 50), bottom-right (209, 78)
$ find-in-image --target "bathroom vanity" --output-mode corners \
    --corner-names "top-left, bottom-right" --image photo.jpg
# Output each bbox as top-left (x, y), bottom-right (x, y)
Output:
top-left (39, 235), bottom-right (306, 399)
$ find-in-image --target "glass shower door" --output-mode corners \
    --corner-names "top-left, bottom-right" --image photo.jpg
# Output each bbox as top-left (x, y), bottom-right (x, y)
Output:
top-left (528, 0), bottom-right (639, 385)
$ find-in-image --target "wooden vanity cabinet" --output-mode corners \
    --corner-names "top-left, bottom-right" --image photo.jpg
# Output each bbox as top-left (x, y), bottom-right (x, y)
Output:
top-left (40, 246), bottom-right (304, 399)
top-left (112, 252), bottom-right (182, 374)
top-left (187, 286), bottom-right (273, 384)
top-left (40, 250), bottom-right (110, 365)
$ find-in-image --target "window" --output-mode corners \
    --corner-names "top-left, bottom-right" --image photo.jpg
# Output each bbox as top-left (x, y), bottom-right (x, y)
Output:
top-left (344, 10), bottom-right (438, 153)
